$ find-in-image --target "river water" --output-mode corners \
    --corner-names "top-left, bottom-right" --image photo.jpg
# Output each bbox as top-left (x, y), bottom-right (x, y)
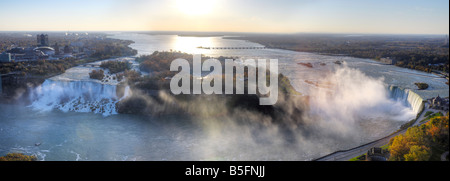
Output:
top-left (0, 33), bottom-right (448, 160)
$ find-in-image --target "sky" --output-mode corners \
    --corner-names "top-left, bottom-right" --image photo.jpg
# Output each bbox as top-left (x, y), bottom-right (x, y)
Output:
top-left (0, 0), bottom-right (448, 34)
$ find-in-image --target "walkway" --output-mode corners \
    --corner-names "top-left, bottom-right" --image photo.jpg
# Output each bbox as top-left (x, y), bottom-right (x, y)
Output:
top-left (315, 104), bottom-right (443, 161)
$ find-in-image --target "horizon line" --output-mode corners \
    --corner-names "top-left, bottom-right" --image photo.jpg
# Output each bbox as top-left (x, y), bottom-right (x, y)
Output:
top-left (0, 30), bottom-right (448, 36)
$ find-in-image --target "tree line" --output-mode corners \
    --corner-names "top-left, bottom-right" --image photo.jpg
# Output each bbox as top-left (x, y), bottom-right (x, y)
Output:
top-left (227, 34), bottom-right (449, 73)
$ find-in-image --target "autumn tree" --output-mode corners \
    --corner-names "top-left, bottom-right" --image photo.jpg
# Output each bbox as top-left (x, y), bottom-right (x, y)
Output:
top-left (0, 153), bottom-right (37, 161)
top-left (404, 145), bottom-right (431, 161)
top-left (389, 116), bottom-right (449, 161)
top-left (426, 116), bottom-right (449, 147)
top-left (389, 134), bottom-right (411, 161)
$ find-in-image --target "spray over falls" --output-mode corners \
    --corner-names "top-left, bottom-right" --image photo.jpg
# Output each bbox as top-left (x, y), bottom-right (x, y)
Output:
top-left (27, 58), bottom-right (424, 121)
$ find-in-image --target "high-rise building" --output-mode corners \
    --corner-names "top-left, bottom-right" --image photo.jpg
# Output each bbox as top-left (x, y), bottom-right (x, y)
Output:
top-left (63, 45), bottom-right (73, 54)
top-left (53, 43), bottom-right (60, 55)
top-left (37, 34), bottom-right (49, 47)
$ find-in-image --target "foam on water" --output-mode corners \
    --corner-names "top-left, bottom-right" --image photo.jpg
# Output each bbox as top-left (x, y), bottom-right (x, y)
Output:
top-left (28, 58), bottom-right (134, 116)
top-left (30, 80), bottom-right (119, 116)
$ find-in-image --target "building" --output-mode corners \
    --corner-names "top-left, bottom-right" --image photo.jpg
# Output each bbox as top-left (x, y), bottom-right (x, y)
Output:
top-left (53, 43), bottom-right (60, 55)
top-left (9, 47), bottom-right (47, 62)
top-left (33, 46), bottom-right (55, 56)
top-left (430, 95), bottom-right (449, 111)
top-left (0, 52), bottom-right (12, 62)
top-left (37, 34), bottom-right (49, 47)
top-left (70, 41), bottom-right (84, 48)
top-left (6, 47), bottom-right (25, 54)
top-left (366, 147), bottom-right (387, 161)
top-left (63, 45), bottom-right (73, 54)
top-left (380, 57), bottom-right (397, 65)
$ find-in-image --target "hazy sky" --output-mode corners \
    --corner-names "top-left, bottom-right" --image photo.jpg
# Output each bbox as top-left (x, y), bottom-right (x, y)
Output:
top-left (0, 0), bottom-right (448, 34)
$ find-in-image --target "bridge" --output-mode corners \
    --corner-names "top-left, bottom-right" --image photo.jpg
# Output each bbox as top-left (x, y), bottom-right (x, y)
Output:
top-left (197, 46), bottom-right (266, 50)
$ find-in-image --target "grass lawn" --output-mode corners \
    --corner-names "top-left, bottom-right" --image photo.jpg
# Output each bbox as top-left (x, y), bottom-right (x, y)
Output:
top-left (424, 111), bottom-right (434, 117)
top-left (380, 144), bottom-right (389, 150)
top-left (420, 112), bottom-right (444, 123)
top-left (349, 154), bottom-right (366, 161)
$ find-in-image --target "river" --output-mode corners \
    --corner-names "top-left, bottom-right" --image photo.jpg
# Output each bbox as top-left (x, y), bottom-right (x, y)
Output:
top-left (0, 32), bottom-right (448, 161)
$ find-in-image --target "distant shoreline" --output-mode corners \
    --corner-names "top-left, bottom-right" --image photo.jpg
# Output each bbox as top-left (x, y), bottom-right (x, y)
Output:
top-left (177, 34), bottom-right (223, 37)
top-left (222, 35), bottom-right (449, 77)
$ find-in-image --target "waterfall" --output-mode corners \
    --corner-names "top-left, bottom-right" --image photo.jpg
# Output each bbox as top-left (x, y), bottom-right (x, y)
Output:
top-left (29, 79), bottom-right (128, 116)
top-left (388, 85), bottom-right (424, 114)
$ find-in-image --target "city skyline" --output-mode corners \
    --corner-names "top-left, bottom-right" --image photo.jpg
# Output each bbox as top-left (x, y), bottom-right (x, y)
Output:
top-left (0, 0), bottom-right (449, 35)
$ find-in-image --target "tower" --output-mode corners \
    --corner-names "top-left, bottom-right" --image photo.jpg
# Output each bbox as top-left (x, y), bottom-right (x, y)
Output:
top-left (37, 34), bottom-right (49, 47)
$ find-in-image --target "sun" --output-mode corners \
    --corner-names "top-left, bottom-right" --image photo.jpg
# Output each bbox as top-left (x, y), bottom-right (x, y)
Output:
top-left (176, 0), bottom-right (218, 16)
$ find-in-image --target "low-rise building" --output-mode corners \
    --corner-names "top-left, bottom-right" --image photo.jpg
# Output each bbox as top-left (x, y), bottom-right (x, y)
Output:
top-left (430, 95), bottom-right (449, 111)
top-left (380, 57), bottom-right (397, 65)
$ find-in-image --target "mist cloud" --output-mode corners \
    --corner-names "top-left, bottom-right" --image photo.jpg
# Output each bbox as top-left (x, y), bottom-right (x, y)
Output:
top-left (118, 64), bottom-right (416, 160)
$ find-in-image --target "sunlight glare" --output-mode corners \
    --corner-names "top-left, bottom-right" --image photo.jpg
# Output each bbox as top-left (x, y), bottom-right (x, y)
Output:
top-left (173, 36), bottom-right (215, 54)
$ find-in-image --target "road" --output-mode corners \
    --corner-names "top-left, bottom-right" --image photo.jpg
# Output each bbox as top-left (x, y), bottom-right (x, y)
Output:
top-left (314, 103), bottom-right (444, 161)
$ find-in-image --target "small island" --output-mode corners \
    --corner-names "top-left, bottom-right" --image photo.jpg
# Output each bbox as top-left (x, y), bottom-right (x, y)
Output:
top-left (100, 60), bottom-right (130, 74)
top-left (415, 82), bottom-right (429, 90)
top-left (298, 62), bottom-right (313, 68)
top-left (89, 69), bottom-right (105, 80)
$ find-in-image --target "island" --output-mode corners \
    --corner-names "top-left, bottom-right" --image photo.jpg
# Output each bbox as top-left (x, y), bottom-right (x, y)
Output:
top-left (116, 51), bottom-right (302, 118)
top-left (415, 82), bottom-right (429, 90)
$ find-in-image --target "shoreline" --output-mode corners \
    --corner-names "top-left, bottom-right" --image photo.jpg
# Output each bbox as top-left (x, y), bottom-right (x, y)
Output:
top-left (223, 36), bottom-right (449, 78)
